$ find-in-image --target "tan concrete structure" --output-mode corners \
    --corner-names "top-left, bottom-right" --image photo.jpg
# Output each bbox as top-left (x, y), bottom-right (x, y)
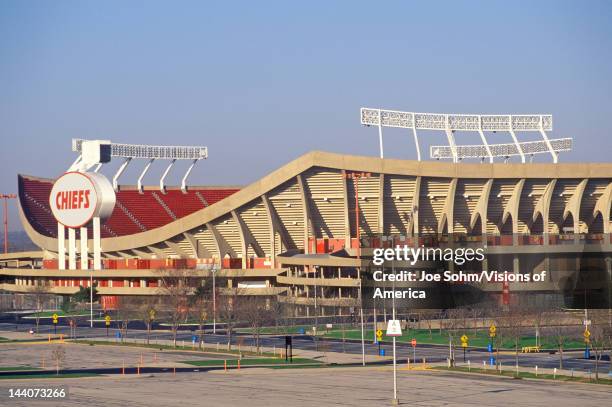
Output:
top-left (2, 151), bottom-right (612, 312)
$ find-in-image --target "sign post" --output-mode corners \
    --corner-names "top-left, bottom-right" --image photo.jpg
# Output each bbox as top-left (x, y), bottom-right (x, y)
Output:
top-left (386, 319), bottom-right (402, 405)
top-left (376, 329), bottom-right (383, 355)
top-left (461, 334), bottom-right (469, 362)
top-left (105, 315), bottom-right (111, 337)
top-left (52, 313), bottom-right (58, 334)
top-left (489, 324), bottom-right (496, 366)
top-left (411, 338), bottom-right (416, 363)
top-left (584, 328), bottom-right (591, 359)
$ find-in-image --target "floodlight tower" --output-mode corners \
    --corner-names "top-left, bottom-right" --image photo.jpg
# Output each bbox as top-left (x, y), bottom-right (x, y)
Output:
top-left (0, 194), bottom-right (17, 253)
top-left (70, 139), bottom-right (208, 193)
top-left (361, 108), bottom-right (572, 163)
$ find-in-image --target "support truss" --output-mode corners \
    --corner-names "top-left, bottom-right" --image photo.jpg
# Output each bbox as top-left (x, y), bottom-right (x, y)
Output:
top-left (360, 107), bottom-right (566, 163)
top-left (70, 139), bottom-right (208, 193)
top-left (430, 138), bottom-right (572, 160)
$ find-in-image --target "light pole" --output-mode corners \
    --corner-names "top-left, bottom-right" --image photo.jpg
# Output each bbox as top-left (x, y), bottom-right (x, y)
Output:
top-left (391, 260), bottom-right (399, 406)
top-left (314, 266), bottom-right (318, 350)
top-left (90, 272), bottom-right (93, 328)
top-left (344, 171), bottom-right (370, 367)
top-left (212, 263), bottom-right (218, 334)
top-left (0, 194), bottom-right (17, 254)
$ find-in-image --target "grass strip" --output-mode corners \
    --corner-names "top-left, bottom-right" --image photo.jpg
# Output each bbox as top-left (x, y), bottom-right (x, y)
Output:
top-left (70, 339), bottom-right (278, 358)
top-left (181, 357), bottom-right (321, 366)
top-left (432, 365), bottom-right (612, 385)
top-left (0, 373), bottom-right (99, 380)
top-left (0, 366), bottom-right (41, 372)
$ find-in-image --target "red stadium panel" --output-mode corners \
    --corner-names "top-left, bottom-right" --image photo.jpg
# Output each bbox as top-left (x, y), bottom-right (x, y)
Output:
top-left (18, 175), bottom-right (240, 238)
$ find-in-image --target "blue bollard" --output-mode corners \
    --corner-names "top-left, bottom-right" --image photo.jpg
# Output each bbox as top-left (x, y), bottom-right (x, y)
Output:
top-left (379, 349), bottom-right (386, 356)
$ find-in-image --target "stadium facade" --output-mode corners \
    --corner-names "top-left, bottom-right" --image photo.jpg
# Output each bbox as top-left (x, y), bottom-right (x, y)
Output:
top-left (1, 111), bottom-right (611, 313)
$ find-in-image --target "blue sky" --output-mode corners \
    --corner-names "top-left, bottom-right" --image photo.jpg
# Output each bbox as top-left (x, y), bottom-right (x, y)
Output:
top-left (1, 0), bottom-right (611, 230)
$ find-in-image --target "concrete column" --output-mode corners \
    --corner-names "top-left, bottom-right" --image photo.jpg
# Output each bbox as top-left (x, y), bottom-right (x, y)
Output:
top-left (93, 217), bottom-right (101, 270)
top-left (57, 223), bottom-right (66, 270)
top-left (513, 255), bottom-right (520, 274)
top-left (80, 227), bottom-right (88, 270)
top-left (68, 228), bottom-right (76, 270)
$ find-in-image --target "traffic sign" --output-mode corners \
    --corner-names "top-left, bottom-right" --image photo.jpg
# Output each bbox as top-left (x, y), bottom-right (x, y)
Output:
top-left (584, 329), bottom-right (591, 343)
top-left (489, 323), bottom-right (496, 337)
top-left (105, 316), bottom-right (111, 326)
top-left (52, 313), bottom-right (59, 324)
top-left (386, 319), bottom-right (402, 337)
top-left (411, 338), bottom-right (417, 347)
top-left (461, 334), bottom-right (468, 347)
top-left (376, 329), bottom-right (383, 340)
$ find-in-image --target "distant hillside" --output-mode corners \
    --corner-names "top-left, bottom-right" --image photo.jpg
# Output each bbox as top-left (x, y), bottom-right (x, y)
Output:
top-left (0, 231), bottom-right (38, 252)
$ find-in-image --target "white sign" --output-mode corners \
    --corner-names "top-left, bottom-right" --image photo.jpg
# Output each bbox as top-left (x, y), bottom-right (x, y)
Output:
top-left (583, 320), bottom-right (591, 326)
top-left (49, 172), bottom-right (116, 228)
top-left (386, 319), bottom-right (402, 337)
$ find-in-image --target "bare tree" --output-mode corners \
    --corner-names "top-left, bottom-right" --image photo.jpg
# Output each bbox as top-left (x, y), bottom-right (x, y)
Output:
top-left (269, 300), bottom-right (292, 335)
top-left (499, 305), bottom-right (528, 375)
top-left (419, 309), bottom-right (439, 339)
top-left (545, 322), bottom-right (580, 369)
top-left (442, 308), bottom-right (465, 366)
top-left (238, 297), bottom-right (274, 354)
top-left (190, 284), bottom-right (212, 350)
top-left (158, 269), bottom-right (195, 348)
top-left (50, 345), bottom-right (65, 375)
top-left (589, 310), bottom-right (612, 381)
top-left (469, 307), bottom-right (484, 333)
top-left (28, 282), bottom-right (51, 333)
top-left (218, 287), bottom-right (242, 351)
top-left (115, 296), bottom-right (137, 343)
top-left (138, 297), bottom-right (158, 345)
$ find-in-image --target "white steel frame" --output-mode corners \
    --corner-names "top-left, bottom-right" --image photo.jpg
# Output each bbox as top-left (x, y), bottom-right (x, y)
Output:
top-left (430, 138), bottom-right (572, 160)
top-left (360, 108), bottom-right (566, 163)
top-left (71, 139), bottom-right (208, 193)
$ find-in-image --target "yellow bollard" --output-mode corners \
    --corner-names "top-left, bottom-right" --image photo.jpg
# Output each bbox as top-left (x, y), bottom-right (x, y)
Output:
top-left (224, 360), bottom-right (227, 372)
top-left (48, 334), bottom-right (51, 343)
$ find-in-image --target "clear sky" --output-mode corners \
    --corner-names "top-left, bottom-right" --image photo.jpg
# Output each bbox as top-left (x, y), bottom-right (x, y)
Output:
top-left (1, 0), bottom-right (611, 231)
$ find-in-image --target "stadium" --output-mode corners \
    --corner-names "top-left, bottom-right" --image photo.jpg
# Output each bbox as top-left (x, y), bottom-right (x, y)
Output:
top-left (1, 108), bottom-right (611, 314)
